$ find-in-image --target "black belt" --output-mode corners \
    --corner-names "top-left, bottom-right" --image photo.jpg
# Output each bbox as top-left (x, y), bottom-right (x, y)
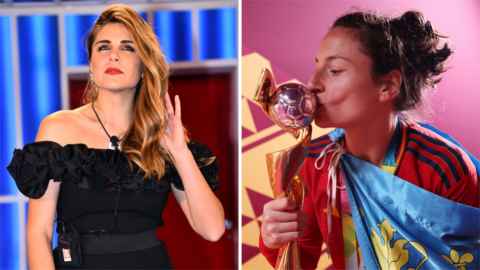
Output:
top-left (80, 229), bottom-right (161, 254)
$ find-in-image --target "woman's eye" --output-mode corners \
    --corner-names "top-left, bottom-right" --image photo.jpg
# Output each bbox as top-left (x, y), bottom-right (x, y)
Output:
top-left (330, 69), bottom-right (342, 75)
top-left (97, 45), bottom-right (134, 52)
top-left (123, 46), bottom-right (135, 51)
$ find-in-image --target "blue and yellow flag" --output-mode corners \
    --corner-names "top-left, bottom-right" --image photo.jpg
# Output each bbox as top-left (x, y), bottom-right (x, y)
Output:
top-left (339, 151), bottom-right (479, 270)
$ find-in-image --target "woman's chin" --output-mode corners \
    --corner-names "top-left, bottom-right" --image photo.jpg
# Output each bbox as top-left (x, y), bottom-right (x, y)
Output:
top-left (315, 116), bottom-right (344, 129)
top-left (314, 117), bottom-right (330, 129)
top-left (99, 84), bottom-right (138, 93)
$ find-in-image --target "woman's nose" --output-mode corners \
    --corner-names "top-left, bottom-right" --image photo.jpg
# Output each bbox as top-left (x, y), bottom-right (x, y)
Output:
top-left (109, 50), bottom-right (120, 62)
top-left (307, 69), bottom-right (324, 93)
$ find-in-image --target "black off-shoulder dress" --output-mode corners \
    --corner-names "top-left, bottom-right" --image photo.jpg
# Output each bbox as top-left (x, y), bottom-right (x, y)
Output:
top-left (7, 140), bottom-right (219, 269)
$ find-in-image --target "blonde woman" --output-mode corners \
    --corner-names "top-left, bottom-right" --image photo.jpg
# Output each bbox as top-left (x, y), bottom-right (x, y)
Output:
top-left (8, 4), bottom-right (224, 269)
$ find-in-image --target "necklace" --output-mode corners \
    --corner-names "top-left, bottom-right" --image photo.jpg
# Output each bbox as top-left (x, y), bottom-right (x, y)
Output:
top-left (91, 100), bottom-right (123, 150)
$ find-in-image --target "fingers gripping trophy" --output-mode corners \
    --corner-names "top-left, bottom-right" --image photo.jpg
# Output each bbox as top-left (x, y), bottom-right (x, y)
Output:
top-left (253, 68), bottom-right (316, 270)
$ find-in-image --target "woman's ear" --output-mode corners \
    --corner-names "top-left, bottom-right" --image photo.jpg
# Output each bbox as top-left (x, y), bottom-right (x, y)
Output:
top-left (379, 69), bottom-right (402, 102)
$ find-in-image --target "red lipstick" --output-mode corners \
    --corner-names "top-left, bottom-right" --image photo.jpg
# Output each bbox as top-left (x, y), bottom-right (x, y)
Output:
top-left (105, 67), bottom-right (123, 75)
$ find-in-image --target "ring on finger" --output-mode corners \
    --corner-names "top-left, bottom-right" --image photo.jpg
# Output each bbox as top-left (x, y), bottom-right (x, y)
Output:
top-left (168, 113), bottom-right (175, 117)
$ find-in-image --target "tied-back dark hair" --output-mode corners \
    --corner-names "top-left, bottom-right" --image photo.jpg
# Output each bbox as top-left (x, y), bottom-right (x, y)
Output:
top-left (333, 10), bottom-right (453, 120)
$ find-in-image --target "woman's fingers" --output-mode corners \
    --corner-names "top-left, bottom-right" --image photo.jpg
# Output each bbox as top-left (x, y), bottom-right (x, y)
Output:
top-left (264, 219), bottom-right (308, 234)
top-left (263, 209), bottom-right (308, 223)
top-left (174, 95), bottom-right (181, 118)
top-left (261, 198), bottom-right (309, 249)
top-left (267, 197), bottom-right (299, 211)
top-left (261, 220), bottom-right (307, 249)
top-left (164, 92), bottom-right (175, 115)
top-left (265, 231), bottom-right (307, 247)
top-left (263, 198), bottom-right (307, 222)
top-left (165, 93), bottom-right (182, 119)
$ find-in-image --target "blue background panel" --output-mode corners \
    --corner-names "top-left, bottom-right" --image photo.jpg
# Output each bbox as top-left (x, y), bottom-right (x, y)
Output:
top-left (198, 7), bottom-right (237, 61)
top-left (65, 14), bottom-right (99, 67)
top-left (0, 15), bottom-right (18, 196)
top-left (0, 202), bottom-right (20, 270)
top-left (138, 12), bottom-right (147, 22)
top-left (154, 10), bottom-right (193, 62)
top-left (17, 15), bottom-right (62, 144)
top-left (65, 12), bottom-right (147, 67)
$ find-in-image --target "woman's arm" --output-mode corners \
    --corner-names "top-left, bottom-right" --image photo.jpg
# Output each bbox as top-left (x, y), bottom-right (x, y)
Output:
top-left (27, 182), bottom-right (60, 269)
top-left (26, 114), bottom-right (64, 269)
top-left (170, 150), bottom-right (225, 241)
top-left (162, 93), bottom-right (225, 241)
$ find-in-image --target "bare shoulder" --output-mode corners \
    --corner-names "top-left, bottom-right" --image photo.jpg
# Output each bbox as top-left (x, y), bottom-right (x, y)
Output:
top-left (36, 109), bottom-right (86, 145)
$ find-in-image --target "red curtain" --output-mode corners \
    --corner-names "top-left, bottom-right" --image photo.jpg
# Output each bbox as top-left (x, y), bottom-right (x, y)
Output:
top-left (69, 78), bottom-right (87, 109)
top-left (161, 73), bottom-right (237, 269)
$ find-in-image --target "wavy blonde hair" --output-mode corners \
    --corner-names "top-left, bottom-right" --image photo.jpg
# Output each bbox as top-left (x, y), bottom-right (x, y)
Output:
top-left (83, 4), bottom-right (179, 180)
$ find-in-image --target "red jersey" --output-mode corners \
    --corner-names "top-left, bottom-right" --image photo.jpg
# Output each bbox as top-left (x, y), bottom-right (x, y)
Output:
top-left (259, 119), bottom-right (479, 269)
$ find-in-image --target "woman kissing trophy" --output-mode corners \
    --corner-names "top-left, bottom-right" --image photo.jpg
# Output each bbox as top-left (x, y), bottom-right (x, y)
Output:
top-left (253, 68), bottom-right (316, 270)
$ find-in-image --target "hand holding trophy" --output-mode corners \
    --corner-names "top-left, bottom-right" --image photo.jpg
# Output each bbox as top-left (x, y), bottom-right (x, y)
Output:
top-left (253, 68), bottom-right (316, 270)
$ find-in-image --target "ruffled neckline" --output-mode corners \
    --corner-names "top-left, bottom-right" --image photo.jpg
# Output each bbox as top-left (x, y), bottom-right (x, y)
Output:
top-left (7, 140), bottom-right (219, 199)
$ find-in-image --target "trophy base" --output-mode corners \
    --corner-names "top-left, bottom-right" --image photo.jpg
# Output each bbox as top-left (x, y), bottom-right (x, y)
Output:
top-left (273, 175), bottom-right (304, 270)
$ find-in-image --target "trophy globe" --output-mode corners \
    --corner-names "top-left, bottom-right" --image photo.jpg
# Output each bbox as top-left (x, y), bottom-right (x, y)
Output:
top-left (269, 83), bottom-right (316, 131)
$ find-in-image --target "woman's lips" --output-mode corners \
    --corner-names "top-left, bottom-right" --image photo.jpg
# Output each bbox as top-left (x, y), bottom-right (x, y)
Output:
top-left (105, 68), bottom-right (123, 75)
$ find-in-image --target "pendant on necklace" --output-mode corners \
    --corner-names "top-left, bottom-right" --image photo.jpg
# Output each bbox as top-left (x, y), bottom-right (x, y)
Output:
top-left (109, 136), bottom-right (121, 150)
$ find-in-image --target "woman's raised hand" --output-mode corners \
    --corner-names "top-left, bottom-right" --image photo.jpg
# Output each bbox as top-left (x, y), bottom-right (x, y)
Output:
top-left (261, 197), bottom-right (309, 249)
top-left (161, 92), bottom-right (188, 156)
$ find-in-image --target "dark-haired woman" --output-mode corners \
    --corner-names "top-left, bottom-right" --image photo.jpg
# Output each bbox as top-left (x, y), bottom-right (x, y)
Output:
top-left (7, 4), bottom-right (224, 269)
top-left (259, 11), bottom-right (479, 269)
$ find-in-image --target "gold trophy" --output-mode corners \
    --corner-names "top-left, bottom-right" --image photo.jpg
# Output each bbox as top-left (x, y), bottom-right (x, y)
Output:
top-left (253, 68), bottom-right (316, 270)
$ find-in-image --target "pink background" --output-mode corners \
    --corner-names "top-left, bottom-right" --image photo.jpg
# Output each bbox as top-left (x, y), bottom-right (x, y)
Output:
top-left (243, 0), bottom-right (480, 159)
